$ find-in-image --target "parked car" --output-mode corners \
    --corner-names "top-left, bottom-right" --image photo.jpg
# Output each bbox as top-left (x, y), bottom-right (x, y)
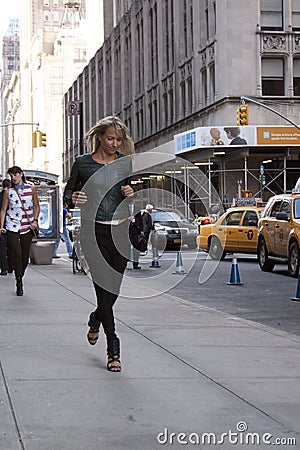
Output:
top-left (151, 209), bottom-right (198, 250)
top-left (197, 205), bottom-right (264, 260)
top-left (257, 193), bottom-right (300, 277)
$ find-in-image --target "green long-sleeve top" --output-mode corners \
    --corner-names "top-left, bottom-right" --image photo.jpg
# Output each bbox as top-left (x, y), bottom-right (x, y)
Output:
top-left (64, 152), bottom-right (133, 222)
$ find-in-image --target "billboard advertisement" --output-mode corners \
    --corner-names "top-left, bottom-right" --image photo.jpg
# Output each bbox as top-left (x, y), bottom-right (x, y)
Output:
top-left (174, 125), bottom-right (300, 155)
top-left (35, 185), bottom-right (59, 240)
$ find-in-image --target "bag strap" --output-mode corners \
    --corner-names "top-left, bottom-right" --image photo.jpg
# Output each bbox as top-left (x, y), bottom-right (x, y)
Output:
top-left (13, 186), bottom-right (32, 223)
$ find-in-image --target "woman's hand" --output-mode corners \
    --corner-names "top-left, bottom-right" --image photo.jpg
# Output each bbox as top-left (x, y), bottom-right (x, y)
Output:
top-left (72, 191), bottom-right (88, 204)
top-left (121, 185), bottom-right (134, 197)
top-left (30, 221), bottom-right (39, 232)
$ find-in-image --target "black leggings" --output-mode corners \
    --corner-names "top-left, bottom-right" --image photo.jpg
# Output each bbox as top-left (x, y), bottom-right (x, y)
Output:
top-left (80, 221), bottom-right (130, 342)
top-left (6, 230), bottom-right (33, 278)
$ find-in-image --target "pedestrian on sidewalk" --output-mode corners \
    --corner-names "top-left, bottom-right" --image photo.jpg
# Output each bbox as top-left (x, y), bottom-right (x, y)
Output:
top-left (64, 116), bottom-right (134, 372)
top-left (0, 166), bottom-right (40, 296)
top-left (53, 202), bottom-right (73, 259)
top-left (0, 179), bottom-right (13, 276)
top-left (142, 203), bottom-right (155, 243)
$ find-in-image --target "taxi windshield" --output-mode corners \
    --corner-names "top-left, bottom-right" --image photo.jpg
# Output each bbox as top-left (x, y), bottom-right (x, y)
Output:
top-left (294, 198), bottom-right (300, 219)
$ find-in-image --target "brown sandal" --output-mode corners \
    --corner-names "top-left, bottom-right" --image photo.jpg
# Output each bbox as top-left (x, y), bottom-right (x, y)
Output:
top-left (107, 338), bottom-right (121, 372)
top-left (107, 354), bottom-right (121, 372)
top-left (87, 312), bottom-right (100, 346)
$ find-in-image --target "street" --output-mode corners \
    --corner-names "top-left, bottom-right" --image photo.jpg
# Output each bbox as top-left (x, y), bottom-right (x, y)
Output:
top-left (0, 245), bottom-right (300, 449)
top-left (131, 249), bottom-right (300, 336)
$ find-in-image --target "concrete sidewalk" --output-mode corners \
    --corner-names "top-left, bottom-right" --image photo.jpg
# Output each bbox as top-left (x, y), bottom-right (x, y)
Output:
top-left (0, 255), bottom-right (299, 449)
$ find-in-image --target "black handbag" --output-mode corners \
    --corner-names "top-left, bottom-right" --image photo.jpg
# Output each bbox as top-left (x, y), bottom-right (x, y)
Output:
top-left (129, 212), bottom-right (148, 252)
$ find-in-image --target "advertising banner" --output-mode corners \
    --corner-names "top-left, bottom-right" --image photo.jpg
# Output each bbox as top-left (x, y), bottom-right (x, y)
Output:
top-left (35, 185), bottom-right (59, 240)
top-left (256, 126), bottom-right (300, 145)
top-left (174, 125), bottom-right (300, 155)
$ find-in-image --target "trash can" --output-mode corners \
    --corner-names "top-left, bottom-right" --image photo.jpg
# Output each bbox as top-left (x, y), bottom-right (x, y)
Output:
top-left (30, 241), bottom-right (55, 265)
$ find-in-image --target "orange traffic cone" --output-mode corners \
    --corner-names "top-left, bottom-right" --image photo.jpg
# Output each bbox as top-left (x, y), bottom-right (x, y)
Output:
top-left (291, 274), bottom-right (300, 301)
top-left (227, 255), bottom-right (243, 285)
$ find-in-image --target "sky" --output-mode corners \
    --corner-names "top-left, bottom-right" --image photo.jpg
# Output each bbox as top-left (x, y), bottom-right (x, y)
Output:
top-left (0, 0), bottom-right (20, 37)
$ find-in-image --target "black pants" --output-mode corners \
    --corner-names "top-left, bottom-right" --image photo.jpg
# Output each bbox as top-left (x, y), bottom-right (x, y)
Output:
top-left (6, 230), bottom-right (33, 278)
top-left (0, 233), bottom-right (9, 271)
top-left (80, 221), bottom-right (130, 342)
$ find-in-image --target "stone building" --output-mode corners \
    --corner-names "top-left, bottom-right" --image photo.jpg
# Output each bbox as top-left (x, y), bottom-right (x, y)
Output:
top-left (62, 1), bottom-right (300, 209)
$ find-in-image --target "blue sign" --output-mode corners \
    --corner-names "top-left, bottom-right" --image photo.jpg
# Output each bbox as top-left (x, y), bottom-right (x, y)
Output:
top-left (260, 165), bottom-right (264, 175)
top-left (176, 131), bottom-right (196, 153)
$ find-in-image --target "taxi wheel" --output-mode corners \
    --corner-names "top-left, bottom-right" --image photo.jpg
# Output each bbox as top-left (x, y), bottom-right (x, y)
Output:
top-left (209, 236), bottom-right (225, 260)
top-left (288, 241), bottom-right (299, 278)
top-left (258, 239), bottom-right (275, 272)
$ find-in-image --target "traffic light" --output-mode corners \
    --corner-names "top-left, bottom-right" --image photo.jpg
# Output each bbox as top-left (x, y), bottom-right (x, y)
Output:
top-left (39, 131), bottom-right (47, 147)
top-left (32, 131), bottom-right (38, 148)
top-left (237, 104), bottom-right (249, 126)
top-left (32, 130), bottom-right (47, 147)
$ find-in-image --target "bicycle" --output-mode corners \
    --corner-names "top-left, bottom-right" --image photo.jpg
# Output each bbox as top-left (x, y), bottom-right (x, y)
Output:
top-left (72, 225), bottom-right (89, 275)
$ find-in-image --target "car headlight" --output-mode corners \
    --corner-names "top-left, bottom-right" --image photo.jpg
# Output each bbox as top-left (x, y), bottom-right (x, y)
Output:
top-left (156, 228), bottom-right (168, 235)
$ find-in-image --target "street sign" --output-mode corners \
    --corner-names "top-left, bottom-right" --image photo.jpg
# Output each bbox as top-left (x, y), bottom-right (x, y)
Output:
top-left (260, 164), bottom-right (264, 175)
top-left (259, 174), bottom-right (266, 184)
top-left (67, 101), bottom-right (81, 116)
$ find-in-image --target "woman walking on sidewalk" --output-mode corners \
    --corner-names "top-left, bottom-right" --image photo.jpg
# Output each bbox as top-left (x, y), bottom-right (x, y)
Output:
top-left (0, 166), bottom-right (40, 296)
top-left (64, 116), bottom-right (134, 372)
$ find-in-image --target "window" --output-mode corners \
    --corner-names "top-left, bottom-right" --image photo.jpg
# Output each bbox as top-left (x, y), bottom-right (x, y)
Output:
top-left (51, 83), bottom-right (63, 95)
top-left (294, 198), bottom-right (300, 219)
top-left (261, 0), bottom-right (283, 31)
top-left (44, 10), bottom-right (49, 21)
top-left (53, 11), bottom-right (59, 22)
top-left (242, 211), bottom-right (258, 227)
top-left (44, 0), bottom-right (50, 6)
top-left (292, 0), bottom-right (300, 31)
top-left (262, 58), bottom-right (284, 95)
top-left (270, 201), bottom-right (282, 217)
top-left (201, 68), bottom-right (207, 106)
top-left (222, 211), bottom-right (243, 226)
top-left (163, 0), bottom-right (174, 73)
top-left (51, 67), bottom-right (63, 78)
top-left (293, 59), bottom-right (300, 96)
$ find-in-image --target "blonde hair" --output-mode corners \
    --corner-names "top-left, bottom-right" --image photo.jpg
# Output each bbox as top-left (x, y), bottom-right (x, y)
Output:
top-left (85, 116), bottom-right (135, 156)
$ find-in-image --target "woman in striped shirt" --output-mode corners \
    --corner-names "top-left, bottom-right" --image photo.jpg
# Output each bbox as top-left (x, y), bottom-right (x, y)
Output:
top-left (0, 166), bottom-right (40, 296)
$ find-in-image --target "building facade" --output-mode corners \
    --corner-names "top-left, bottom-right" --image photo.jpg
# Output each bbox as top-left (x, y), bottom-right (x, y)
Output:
top-left (0, 19), bottom-right (20, 176)
top-left (64, 0), bottom-right (300, 212)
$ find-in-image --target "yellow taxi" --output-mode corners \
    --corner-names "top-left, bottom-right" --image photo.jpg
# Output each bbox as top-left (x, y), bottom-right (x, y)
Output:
top-left (197, 205), bottom-right (264, 260)
top-left (257, 192), bottom-right (300, 277)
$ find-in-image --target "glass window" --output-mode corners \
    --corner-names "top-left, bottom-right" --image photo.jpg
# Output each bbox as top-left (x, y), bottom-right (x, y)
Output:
top-left (51, 83), bottom-right (63, 95)
top-left (261, 0), bottom-right (283, 31)
top-left (262, 58), bottom-right (284, 95)
top-left (294, 59), bottom-right (300, 95)
top-left (270, 201), bottom-right (282, 217)
top-left (222, 211), bottom-right (243, 226)
top-left (242, 211), bottom-right (258, 226)
top-left (294, 198), bottom-right (300, 219)
top-left (292, 0), bottom-right (300, 30)
top-left (44, 10), bottom-right (49, 21)
top-left (53, 11), bottom-right (59, 22)
top-left (280, 201), bottom-right (290, 215)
